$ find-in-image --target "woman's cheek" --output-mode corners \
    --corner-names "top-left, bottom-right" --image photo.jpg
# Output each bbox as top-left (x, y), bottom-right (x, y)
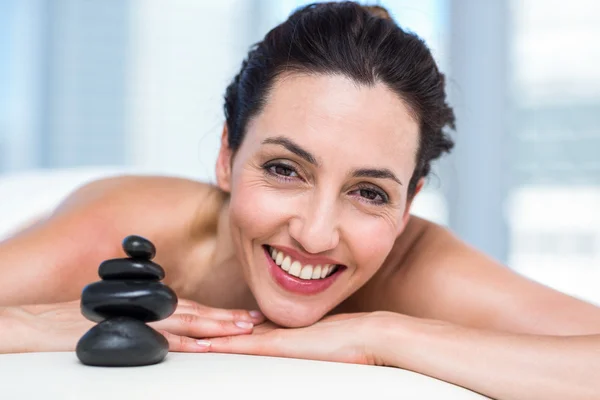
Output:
top-left (344, 212), bottom-right (398, 269)
top-left (230, 179), bottom-right (300, 238)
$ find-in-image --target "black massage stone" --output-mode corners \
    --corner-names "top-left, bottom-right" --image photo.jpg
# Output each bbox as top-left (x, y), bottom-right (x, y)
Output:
top-left (76, 236), bottom-right (177, 367)
top-left (122, 235), bottom-right (156, 260)
top-left (76, 316), bottom-right (169, 367)
top-left (81, 280), bottom-right (177, 322)
top-left (98, 258), bottom-right (165, 280)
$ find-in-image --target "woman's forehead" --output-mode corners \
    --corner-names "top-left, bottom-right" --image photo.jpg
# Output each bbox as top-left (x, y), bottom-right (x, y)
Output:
top-left (247, 73), bottom-right (420, 170)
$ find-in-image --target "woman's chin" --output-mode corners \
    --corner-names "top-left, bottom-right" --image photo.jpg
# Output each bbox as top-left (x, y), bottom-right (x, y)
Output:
top-left (264, 312), bottom-right (323, 328)
top-left (256, 300), bottom-right (329, 328)
top-left (248, 268), bottom-right (341, 327)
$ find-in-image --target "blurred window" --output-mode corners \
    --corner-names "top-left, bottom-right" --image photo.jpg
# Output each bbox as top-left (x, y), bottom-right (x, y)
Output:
top-left (507, 0), bottom-right (600, 304)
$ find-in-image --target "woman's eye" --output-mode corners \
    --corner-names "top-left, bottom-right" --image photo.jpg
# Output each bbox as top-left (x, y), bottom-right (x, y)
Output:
top-left (360, 189), bottom-right (380, 201)
top-left (350, 186), bottom-right (389, 205)
top-left (265, 163), bottom-right (299, 178)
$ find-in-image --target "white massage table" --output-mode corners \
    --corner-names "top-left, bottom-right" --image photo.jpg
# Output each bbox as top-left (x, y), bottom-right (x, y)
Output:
top-left (0, 352), bottom-right (490, 399)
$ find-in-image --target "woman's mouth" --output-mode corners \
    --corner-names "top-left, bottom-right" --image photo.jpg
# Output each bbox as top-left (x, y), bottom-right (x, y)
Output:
top-left (263, 245), bottom-right (345, 295)
top-left (267, 245), bottom-right (340, 279)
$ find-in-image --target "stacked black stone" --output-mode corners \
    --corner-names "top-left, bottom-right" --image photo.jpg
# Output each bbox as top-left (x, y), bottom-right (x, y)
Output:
top-left (76, 235), bottom-right (178, 367)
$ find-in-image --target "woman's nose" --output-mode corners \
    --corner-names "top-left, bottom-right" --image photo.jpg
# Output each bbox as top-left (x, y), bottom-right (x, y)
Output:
top-left (288, 198), bottom-right (340, 254)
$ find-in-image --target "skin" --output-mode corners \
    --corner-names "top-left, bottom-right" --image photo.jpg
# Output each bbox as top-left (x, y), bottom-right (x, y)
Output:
top-left (1, 73), bottom-right (599, 399)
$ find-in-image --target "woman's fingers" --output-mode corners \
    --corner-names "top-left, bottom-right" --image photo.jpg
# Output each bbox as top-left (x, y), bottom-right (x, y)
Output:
top-left (150, 313), bottom-right (256, 338)
top-left (149, 299), bottom-right (266, 350)
top-left (157, 329), bottom-right (212, 353)
top-left (173, 299), bottom-right (265, 324)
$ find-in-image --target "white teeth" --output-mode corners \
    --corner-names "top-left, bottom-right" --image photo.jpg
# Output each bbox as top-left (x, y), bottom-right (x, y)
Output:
top-left (281, 256), bottom-right (291, 271)
top-left (269, 247), bottom-right (340, 280)
top-left (321, 264), bottom-right (330, 278)
top-left (275, 251), bottom-right (284, 266)
top-left (288, 261), bottom-right (302, 277)
top-left (311, 265), bottom-right (322, 279)
top-left (300, 265), bottom-right (313, 279)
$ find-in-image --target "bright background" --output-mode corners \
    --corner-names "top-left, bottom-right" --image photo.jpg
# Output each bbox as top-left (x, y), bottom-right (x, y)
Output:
top-left (1, 0), bottom-right (599, 304)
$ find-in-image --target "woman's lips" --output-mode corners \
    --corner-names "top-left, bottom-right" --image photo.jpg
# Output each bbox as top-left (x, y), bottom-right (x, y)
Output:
top-left (263, 246), bottom-right (343, 295)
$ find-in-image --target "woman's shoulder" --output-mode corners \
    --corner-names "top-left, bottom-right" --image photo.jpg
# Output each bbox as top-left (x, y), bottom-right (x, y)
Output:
top-left (55, 173), bottom-right (228, 248)
top-left (56, 174), bottom-right (223, 217)
top-left (339, 216), bottom-right (464, 314)
top-left (57, 174), bottom-right (217, 207)
top-left (351, 215), bottom-right (600, 334)
top-left (0, 175), bottom-right (226, 304)
top-left (334, 215), bottom-right (434, 313)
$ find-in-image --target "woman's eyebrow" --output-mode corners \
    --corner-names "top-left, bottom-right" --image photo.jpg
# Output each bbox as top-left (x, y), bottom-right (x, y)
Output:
top-left (262, 136), bottom-right (319, 166)
top-left (352, 168), bottom-right (403, 186)
top-left (261, 136), bottom-right (402, 186)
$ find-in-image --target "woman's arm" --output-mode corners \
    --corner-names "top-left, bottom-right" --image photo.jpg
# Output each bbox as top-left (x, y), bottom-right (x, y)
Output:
top-left (208, 311), bottom-right (599, 400)
top-left (0, 300), bottom-right (265, 354)
top-left (0, 308), bottom-right (22, 353)
top-left (359, 219), bottom-right (600, 399)
top-left (376, 312), bottom-right (599, 400)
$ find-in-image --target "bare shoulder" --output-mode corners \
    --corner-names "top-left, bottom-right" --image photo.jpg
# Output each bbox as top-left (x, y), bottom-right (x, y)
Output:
top-left (0, 175), bottom-right (224, 306)
top-left (347, 215), bottom-right (600, 335)
top-left (53, 175), bottom-right (215, 213)
top-left (27, 174), bottom-right (223, 247)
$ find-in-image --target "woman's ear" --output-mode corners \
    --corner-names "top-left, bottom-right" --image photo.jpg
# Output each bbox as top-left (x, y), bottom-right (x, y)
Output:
top-left (215, 124), bottom-right (233, 193)
top-left (401, 177), bottom-right (425, 227)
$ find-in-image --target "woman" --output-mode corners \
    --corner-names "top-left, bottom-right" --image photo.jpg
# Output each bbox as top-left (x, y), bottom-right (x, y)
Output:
top-left (1, 2), bottom-right (599, 398)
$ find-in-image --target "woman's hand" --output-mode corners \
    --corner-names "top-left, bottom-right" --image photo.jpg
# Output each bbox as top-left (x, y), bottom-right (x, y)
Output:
top-left (208, 311), bottom-right (394, 365)
top-left (152, 299), bottom-right (264, 351)
top-left (2, 299), bottom-right (264, 354)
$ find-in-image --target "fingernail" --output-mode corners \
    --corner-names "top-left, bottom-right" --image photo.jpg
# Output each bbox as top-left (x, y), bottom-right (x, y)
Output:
top-left (235, 320), bottom-right (253, 329)
top-left (249, 310), bottom-right (263, 319)
top-left (196, 340), bottom-right (211, 347)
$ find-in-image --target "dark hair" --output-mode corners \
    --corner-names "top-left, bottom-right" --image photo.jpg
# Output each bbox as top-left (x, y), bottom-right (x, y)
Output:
top-left (224, 1), bottom-right (455, 196)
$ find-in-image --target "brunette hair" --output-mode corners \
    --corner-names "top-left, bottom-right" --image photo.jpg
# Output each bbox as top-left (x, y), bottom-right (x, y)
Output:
top-left (224, 1), bottom-right (455, 195)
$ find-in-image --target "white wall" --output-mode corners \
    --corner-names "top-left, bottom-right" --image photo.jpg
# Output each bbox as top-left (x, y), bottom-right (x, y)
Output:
top-left (126, 0), bottom-right (255, 181)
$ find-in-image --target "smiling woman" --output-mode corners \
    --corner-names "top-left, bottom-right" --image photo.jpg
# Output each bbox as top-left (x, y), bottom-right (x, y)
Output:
top-left (0, 2), bottom-right (599, 400)
top-left (221, 72), bottom-right (427, 327)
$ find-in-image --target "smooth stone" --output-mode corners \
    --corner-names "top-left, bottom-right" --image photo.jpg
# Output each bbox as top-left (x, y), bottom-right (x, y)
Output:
top-left (81, 281), bottom-right (177, 323)
top-left (122, 235), bottom-right (156, 260)
top-left (76, 316), bottom-right (169, 367)
top-left (98, 258), bottom-right (165, 281)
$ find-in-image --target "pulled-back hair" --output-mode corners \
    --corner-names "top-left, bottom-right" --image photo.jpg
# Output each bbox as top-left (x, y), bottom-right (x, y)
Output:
top-left (224, 1), bottom-right (455, 196)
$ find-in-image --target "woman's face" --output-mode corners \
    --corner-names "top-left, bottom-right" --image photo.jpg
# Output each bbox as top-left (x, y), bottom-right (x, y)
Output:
top-left (218, 73), bottom-right (420, 327)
